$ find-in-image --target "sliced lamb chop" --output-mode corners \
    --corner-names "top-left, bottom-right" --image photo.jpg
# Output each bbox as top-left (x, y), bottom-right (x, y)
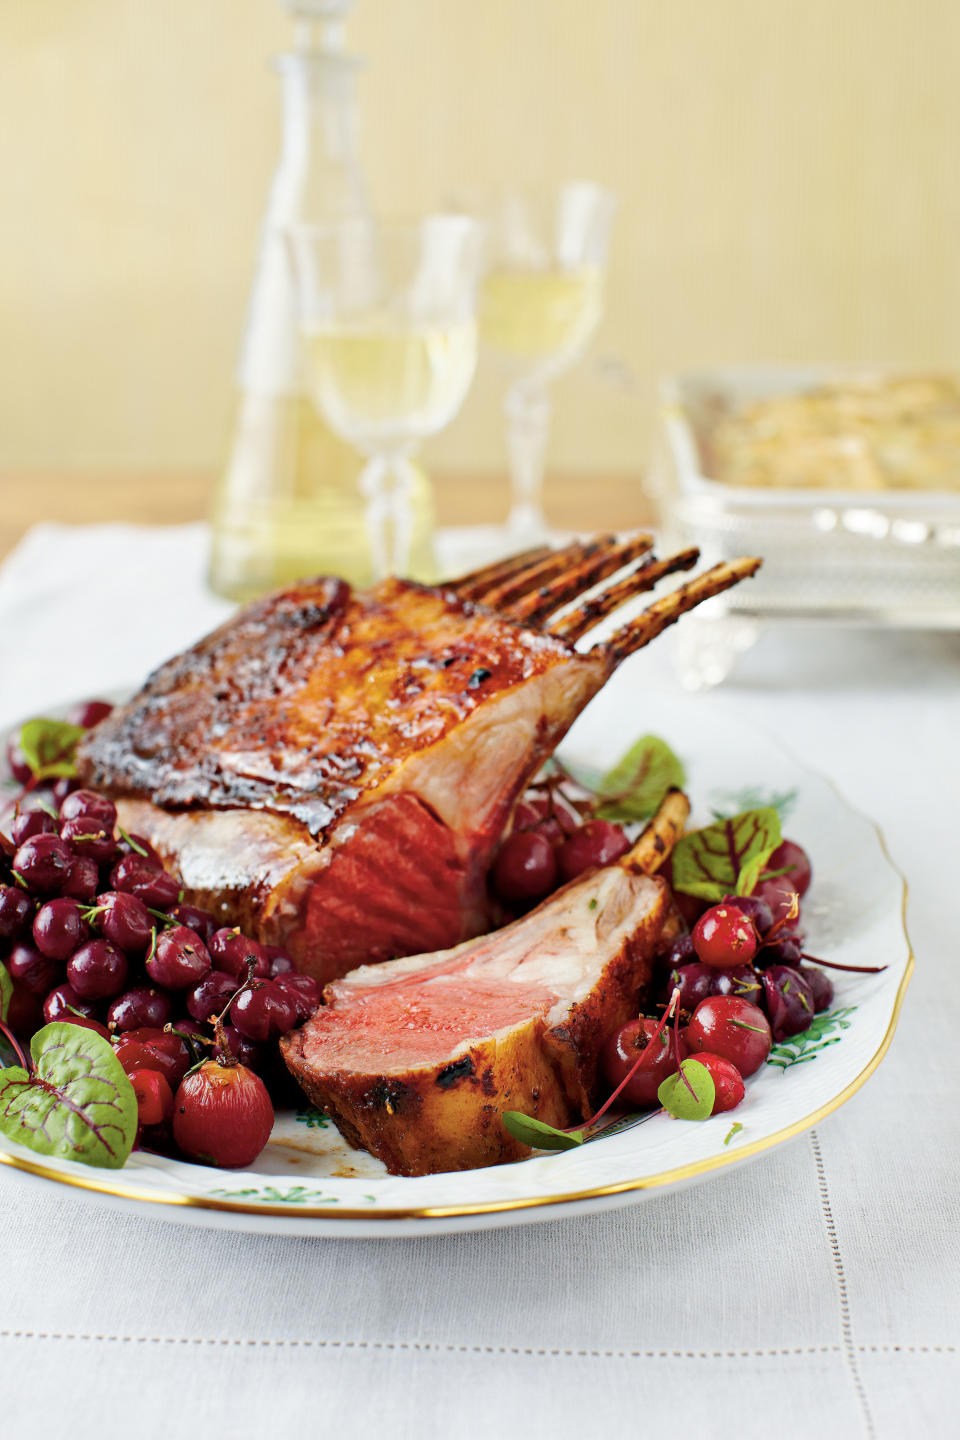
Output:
top-left (77, 543), bottom-right (759, 983)
top-left (281, 792), bottom-right (690, 1176)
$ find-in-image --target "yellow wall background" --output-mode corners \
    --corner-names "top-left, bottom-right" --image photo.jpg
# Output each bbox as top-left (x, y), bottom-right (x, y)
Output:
top-left (2, 0), bottom-right (958, 474)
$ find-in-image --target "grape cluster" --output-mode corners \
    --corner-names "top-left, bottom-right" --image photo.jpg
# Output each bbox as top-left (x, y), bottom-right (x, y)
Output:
top-left (600, 836), bottom-right (830, 1121)
top-left (1, 711), bottom-right (319, 1158)
top-left (491, 785), bottom-right (631, 910)
top-left (658, 837), bottom-right (830, 1045)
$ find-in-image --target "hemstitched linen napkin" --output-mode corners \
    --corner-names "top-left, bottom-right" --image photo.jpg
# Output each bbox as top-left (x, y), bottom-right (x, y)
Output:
top-left (0, 522), bottom-right (958, 1440)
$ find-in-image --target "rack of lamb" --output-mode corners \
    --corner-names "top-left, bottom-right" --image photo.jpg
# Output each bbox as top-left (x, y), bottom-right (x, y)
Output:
top-left (77, 536), bottom-right (759, 983)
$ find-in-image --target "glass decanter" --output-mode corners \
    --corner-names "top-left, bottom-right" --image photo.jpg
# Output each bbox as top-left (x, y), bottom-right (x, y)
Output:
top-left (209, 0), bottom-right (436, 600)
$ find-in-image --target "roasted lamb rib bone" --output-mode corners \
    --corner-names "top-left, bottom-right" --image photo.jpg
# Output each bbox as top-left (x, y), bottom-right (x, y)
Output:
top-left (281, 790), bottom-right (690, 1177)
top-left (77, 542), bottom-right (759, 985)
top-left (449, 545), bottom-right (552, 602)
top-left (473, 534), bottom-right (615, 611)
top-left (504, 531), bottom-right (655, 627)
top-left (549, 548), bottom-right (700, 642)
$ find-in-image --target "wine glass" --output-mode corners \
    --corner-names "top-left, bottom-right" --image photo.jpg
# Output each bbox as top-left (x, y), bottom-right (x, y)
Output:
top-left (287, 215), bottom-right (482, 578)
top-left (478, 182), bottom-right (616, 543)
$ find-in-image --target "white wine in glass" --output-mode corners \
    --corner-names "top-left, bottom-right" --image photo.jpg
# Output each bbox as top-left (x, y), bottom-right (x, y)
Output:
top-left (477, 184), bottom-right (616, 543)
top-left (289, 216), bottom-right (482, 579)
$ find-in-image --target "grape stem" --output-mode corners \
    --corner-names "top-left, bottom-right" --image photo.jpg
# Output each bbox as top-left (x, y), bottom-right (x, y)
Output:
top-left (572, 986), bottom-right (684, 1133)
top-left (209, 959), bottom-right (261, 1068)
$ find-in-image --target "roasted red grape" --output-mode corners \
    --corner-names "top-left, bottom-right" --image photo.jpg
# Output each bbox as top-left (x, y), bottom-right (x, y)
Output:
top-left (96, 890), bottom-right (153, 955)
top-left (170, 904), bottom-right (218, 944)
top-left (43, 982), bottom-right (98, 1022)
top-left (67, 938), bottom-right (129, 1000)
top-left (61, 856), bottom-right (100, 902)
top-left (12, 834), bottom-right (74, 893)
top-left (8, 943), bottom-right (62, 997)
top-left (722, 892), bottom-right (773, 936)
top-left (692, 904), bottom-right (758, 968)
top-left (145, 927), bottom-right (211, 990)
top-left (664, 961), bottom-right (761, 1013)
top-left (767, 839), bottom-right (812, 898)
top-left (231, 980), bottom-right (298, 1042)
top-left (761, 965), bottom-right (815, 1041)
top-left (187, 970), bottom-right (238, 1023)
top-left (0, 883), bottom-right (32, 939)
top-left (32, 898), bottom-right (88, 960)
top-left (65, 699), bottom-right (114, 729)
top-left (114, 1028), bottom-right (194, 1087)
top-left (273, 972), bottom-right (321, 1022)
top-left (5, 737), bottom-right (32, 785)
top-left (802, 965), bottom-right (834, 1013)
top-left (129, 1068), bottom-right (175, 1128)
top-left (751, 874), bottom-right (800, 927)
top-left (556, 820), bottom-right (630, 882)
top-left (58, 789), bottom-right (117, 830)
top-left (107, 986), bottom-right (173, 1033)
top-left (208, 928), bottom-right (270, 980)
top-left (685, 996), bottom-right (772, 1077)
top-left (10, 808), bottom-right (57, 847)
top-left (110, 854), bottom-right (180, 909)
top-left (491, 833), bottom-right (558, 905)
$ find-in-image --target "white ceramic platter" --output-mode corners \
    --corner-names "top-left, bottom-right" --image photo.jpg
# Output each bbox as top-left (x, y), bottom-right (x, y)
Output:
top-left (0, 684), bottom-right (912, 1237)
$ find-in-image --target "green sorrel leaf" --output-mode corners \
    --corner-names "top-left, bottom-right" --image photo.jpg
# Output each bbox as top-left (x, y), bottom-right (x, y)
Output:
top-left (502, 1111), bottom-right (585, 1151)
top-left (724, 1121), bottom-right (744, 1146)
top-left (0, 961), bottom-right (11, 1024)
top-left (593, 735), bottom-right (686, 822)
top-left (670, 807), bottom-right (782, 901)
top-left (0, 1022), bottom-right (138, 1169)
top-left (657, 1059), bottom-right (716, 1120)
top-left (16, 718), bottom-right (86, 783)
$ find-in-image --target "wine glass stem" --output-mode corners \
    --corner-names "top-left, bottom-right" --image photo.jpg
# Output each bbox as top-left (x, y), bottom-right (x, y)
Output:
top-left (358, 455), bottom-right (390, 581)
top-left (504, 381), bottom-right (552, 541)
top-left (358, 452), bottom-right (418, 580)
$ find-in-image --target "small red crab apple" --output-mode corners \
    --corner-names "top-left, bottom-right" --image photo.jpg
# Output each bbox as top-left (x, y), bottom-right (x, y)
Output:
top-left (691, 1052), bottom-right (745, 1113)
top-left (685, 996), bottom-right (772, 1076)
top-left (173, 1059), bottom-right (274, 1169)
top-left (692, 903), bottom-right (758, 968)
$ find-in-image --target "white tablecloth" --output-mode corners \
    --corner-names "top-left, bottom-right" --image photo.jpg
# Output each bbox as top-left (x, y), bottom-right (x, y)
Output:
top-left (1, 523), bottom-right (958, 1440)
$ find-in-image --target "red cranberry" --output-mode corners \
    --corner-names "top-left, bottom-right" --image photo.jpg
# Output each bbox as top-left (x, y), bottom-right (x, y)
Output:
top-left (187, 970), bottom-right (238, 1023)
top-left (110, 854), bottom-right (180, 910)
top-left (129, 1068), bottom-right (175, 1128)
top-left (113, 1028), bottom-right (194, 1088)
top-left (5, 737), bottom-right (32, 785)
